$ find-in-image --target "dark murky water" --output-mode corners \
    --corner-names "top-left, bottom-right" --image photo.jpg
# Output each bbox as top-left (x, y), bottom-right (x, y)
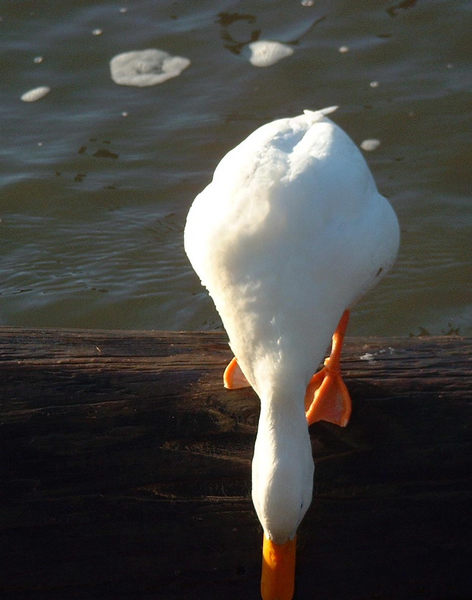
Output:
top-left (2, 0), bottom-right (471, 336)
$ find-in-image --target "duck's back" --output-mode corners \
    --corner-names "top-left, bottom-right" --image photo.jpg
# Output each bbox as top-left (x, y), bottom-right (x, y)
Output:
top-left (185, 109), bottom-right (399, 392)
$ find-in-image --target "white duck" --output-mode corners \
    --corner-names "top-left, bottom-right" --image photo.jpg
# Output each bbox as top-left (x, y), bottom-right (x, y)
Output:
top-left (184, 107), bottom-right (400, 600)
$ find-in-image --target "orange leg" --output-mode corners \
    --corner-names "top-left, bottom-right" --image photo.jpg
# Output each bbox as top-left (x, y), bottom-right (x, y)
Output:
top-left (304, 310), bottom-right (352, 427)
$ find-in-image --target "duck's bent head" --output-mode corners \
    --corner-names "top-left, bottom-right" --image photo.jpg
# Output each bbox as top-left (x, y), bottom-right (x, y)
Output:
top-left (252, 411), bottom-right (314, 599)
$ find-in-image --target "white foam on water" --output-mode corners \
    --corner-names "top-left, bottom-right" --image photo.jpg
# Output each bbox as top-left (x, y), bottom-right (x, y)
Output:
top-left (110, 49), bottom-right (191, 87)
top-left (360, 139), bottom-right (381, 151)
top-left (243, 40), bottom-right (294, 67)
top-left (21, 86), bottom-right (50, 102)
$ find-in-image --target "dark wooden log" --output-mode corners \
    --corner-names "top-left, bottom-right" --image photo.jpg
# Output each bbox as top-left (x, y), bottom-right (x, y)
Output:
top-left (0, 329), bottom-right (471, 599)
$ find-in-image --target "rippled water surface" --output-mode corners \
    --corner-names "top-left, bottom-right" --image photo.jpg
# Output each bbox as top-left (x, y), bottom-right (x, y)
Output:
top-left (2, 0), bottom-right (471, 336)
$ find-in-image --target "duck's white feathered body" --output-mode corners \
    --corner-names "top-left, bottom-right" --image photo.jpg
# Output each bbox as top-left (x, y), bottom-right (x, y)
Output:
top-left (184, 108), bottom-right (399, 545)
top-left (185, 108), bottom-right (398, 397)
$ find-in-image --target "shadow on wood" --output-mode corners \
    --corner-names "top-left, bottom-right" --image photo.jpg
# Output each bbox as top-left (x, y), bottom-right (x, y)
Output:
top-left (0, 329), bottom-right (471, 599)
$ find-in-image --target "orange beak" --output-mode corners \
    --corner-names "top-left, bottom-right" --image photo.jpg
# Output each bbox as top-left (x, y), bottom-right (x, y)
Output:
top-left (261, 534), bottom-right (296, 600)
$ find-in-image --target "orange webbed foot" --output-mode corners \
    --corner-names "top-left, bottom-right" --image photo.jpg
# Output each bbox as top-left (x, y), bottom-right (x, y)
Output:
top-left (304, 310), bottom-right (352, 428)
top-left (223, 356), bottom-right (252, 389)
top-left (304, 363), bottom-right (351, 427)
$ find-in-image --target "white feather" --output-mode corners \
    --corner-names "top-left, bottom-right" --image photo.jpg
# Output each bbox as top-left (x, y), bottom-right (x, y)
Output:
top-left (185, 108), bottom-right (399, 542)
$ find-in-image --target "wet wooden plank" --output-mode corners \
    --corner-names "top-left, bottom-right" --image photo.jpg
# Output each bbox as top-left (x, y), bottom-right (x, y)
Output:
top-left (0, 329), bottom-right (471, 599)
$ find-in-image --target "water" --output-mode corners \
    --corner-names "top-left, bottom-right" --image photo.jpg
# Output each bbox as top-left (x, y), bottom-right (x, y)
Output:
top-left (1, 0), bottom-right (471, 336)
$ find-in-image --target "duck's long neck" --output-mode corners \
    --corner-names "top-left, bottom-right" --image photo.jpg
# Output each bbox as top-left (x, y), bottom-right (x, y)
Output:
top-left (255, 388), bottom-right (312, 487)
top-left (256, 376), bottom-right (308, 436)
top-left (251, 379), bottom-right (314, 543)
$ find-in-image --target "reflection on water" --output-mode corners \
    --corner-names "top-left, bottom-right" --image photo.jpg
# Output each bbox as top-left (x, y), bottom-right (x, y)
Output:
top-left (1, 0), bottom-right (471, 336)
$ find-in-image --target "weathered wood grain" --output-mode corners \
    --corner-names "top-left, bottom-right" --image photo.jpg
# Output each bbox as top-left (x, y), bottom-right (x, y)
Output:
top-left (0, 329), bottom-right (471, 599)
